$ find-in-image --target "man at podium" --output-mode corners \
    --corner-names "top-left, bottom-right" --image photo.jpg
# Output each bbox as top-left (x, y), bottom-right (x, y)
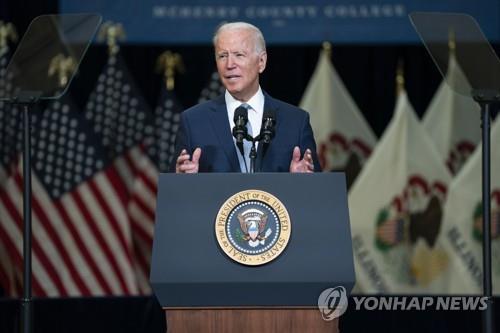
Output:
top-left (159, 22), bottom-right (346, 333)
top-left (171, 21), bottom-right (321, 174)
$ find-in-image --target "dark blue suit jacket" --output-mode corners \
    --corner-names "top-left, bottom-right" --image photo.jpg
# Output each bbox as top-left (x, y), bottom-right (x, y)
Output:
top-left (170, 93), bottom-right (321, 172)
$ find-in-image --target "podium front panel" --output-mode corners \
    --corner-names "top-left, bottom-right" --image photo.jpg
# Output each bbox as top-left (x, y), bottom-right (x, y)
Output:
top-left (151, 173), bottom-right (355, 307)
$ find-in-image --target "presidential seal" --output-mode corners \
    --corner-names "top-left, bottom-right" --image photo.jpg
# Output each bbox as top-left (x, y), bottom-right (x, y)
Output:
top-left (215, 190), bottom-right (291, 266)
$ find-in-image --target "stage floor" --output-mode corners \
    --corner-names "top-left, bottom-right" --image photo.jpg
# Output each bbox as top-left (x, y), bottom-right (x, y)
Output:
top-left (0, 296), bottom-right (496, 333)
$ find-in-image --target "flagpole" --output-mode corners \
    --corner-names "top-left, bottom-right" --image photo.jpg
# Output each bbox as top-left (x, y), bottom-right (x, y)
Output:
top-left (473, 90), bottom-right (496, 333)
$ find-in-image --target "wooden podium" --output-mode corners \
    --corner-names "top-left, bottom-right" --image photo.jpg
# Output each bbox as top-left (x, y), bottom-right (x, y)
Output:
top-left (165, 308), bottom-right (338, 333)
top-left (151, 173), bottom-right (353, 333)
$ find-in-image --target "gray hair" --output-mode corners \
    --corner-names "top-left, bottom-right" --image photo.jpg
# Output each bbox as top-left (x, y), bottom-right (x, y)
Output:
top-left (213, 22), bottom-right (266, 53)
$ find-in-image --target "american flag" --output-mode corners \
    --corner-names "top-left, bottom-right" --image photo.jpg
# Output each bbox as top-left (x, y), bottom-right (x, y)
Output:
top-left (0, 95), bottom-right (139, 296)
top-left (0, 46), bottom-right (23, 296)
top-left (83, 53), bottom-right (182, 294)
top-left (126, 87), bottom-right (181, 293)
top-left (0, 46), bottom-right (21, 182)
top-left (148, 88), bottom-right (182, 172)
top-left (198, 70), bottom-right (224, 103)
top-left (0, 48), bottom-right (182, 296)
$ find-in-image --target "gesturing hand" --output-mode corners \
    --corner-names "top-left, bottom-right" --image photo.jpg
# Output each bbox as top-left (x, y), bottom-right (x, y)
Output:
top-left (175, 148), bottom-right (202, 174)
top-left (289, 146), bottom-right (314, 173)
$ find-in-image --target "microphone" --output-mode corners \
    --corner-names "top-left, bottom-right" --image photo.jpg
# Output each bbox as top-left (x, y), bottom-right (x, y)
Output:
top-left (259, 108), bottom-right (276, 144)
top-left (255, 109), bottom-right (275, 172)
top-left (232, 106), bottom-right (248, 155)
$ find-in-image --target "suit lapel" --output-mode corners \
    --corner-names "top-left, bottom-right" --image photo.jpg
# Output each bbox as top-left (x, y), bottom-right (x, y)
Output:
top-left (208, 95), bottom-right (240, 172)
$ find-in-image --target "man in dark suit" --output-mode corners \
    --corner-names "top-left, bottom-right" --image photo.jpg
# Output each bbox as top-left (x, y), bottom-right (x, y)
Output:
top-left (172, 22), bottom-right (320, 173)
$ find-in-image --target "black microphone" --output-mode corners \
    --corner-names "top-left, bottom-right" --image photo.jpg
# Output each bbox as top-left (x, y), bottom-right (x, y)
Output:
top-left (232, 106), bottom-right (248, 155)
top-left (259, 108), bottom-right (276, 144)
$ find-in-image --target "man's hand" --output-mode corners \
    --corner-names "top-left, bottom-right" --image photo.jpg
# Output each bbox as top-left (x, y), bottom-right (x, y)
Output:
top-left (289, 146), bottom-right (314, 173)
top-left (175, 148), bottom-right (202, 173)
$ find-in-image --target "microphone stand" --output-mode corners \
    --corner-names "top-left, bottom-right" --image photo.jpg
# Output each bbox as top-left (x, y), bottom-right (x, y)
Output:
top-left (247, 134), bottom-right (257, 173)
top-left (251, 113), bottom-right (275, 173)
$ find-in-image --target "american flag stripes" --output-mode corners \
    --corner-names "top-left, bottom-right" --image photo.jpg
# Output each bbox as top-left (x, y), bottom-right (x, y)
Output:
top-left (83, 53), bottom-right (156, 295)
top-left (0, 47), bottom-right (22, 296)
top-left (83, 53), bottom-right (180, 294)
top-left (0, 237), bottom-right (17, 295)
top-left (0, 96), bottom-right (139, 296)
top-left (125, 149), bottom-right (157, 294)
top-left (125, 88), bottom-right (181, 293)
top-left (0, 45), bottom-right (191, 297)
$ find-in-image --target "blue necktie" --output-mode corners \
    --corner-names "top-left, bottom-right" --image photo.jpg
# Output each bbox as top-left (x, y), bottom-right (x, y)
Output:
top-left (237, 103), bottom-right (253, 172)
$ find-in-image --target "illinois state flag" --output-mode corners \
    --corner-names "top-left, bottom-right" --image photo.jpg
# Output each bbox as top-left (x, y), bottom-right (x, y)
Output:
top-left (350, 91), bottom-right (452, 294)
top-left (435, 117), bottom-right (500, 294)
top-left (422, 54), bottom-right (480, 175)
top-left (299, 48), bottom-right (376, 188)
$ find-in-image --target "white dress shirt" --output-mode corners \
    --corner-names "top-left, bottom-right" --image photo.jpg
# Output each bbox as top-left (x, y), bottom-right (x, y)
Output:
top-left (225, 87), bottom-right (265, 171)
top-left (225, 87), bottom-right (264, 137)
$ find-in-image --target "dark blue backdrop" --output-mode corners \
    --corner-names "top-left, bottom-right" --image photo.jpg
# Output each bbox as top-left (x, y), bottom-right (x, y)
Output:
top-left (59, 0), bottom-right (500, 44)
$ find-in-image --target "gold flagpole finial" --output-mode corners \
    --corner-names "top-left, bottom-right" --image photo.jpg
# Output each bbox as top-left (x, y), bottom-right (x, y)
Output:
top-left (448, 28), bottom-right (456, 56)
top-left (322, 41), bottom-right (332, 58)
top-left (48, 54), bottom-right (77, 88)
top-left (0, 21), bottom-right (18, 56)
top-left (97, 21), bottom-right (126, 57)
top-left (396, 58), bottom-right (405, 97)
top-left (156, 51), bottom-right (185, 91)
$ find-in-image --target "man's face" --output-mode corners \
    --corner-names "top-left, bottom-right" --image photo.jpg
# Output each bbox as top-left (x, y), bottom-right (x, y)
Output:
top-left (215, 28), bottom-right (267, 102)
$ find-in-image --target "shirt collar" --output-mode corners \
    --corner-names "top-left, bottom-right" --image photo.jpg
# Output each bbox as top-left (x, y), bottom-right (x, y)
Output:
top-left (225, 87), bottom-right (264, 115)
